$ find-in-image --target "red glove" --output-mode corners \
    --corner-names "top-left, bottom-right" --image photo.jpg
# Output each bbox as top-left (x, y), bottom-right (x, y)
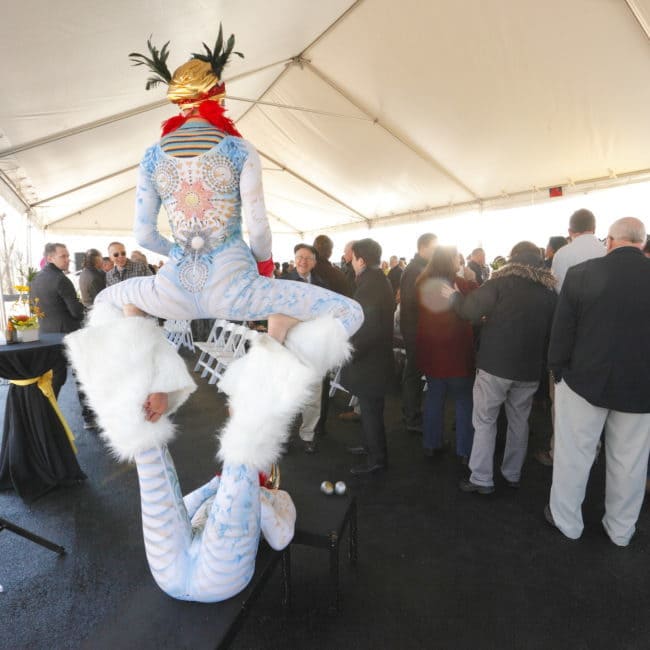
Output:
top-left (257, 258), bottom-right (275, 277)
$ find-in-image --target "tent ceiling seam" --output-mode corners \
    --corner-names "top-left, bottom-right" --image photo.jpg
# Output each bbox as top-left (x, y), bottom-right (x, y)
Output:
top-left (44, 186), bottom-right (137, 228)
top-left (266, 210), bottom-right (304, 236)
top-left (0, 169), bottom-right (31, 211)
top-left (30, 164), bottom-right (138, 207)
top-left (305, 61), bottom-right (480, 200)
top-left (258, 148), bottom-right (369, 224)
top-left (229, 95), bottom-right (371, 121)
top-left (312, 166), bottom-right (650, 235)
top-left (300, 0), bottom-right (365, 56)
top-left (0, 59), bottom-right (293, 158)
top-left (624, 0), bottom-right (650, 40)
top-left (236, 1), bottom-right (364, 126)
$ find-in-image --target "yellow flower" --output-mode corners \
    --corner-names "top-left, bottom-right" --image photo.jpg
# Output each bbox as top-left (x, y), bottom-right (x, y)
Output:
top-left (14, 285), bottom-right (30, 293)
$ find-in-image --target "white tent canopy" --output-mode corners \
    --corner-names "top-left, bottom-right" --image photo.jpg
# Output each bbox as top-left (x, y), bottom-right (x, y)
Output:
top-left (1, 0), bottom-right (650, 241)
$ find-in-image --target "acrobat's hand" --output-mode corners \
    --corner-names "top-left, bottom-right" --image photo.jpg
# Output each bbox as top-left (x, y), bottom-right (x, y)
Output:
top-left (144, 392), bottom-right (168, 422)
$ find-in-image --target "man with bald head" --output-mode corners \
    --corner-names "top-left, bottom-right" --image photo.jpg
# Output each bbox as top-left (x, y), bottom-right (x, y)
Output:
top-left (546, 217), bottom-right (650, 546)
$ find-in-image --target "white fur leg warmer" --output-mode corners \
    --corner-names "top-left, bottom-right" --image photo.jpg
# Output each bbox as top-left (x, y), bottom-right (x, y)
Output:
top-left (65, 308), bottom-right (196, 462)
top-left (217, 316), bottom-right (353, 471)
top-left (283, 315), bottom-right (353, 377)
top-left (217, 334), bottom-right (314, 471)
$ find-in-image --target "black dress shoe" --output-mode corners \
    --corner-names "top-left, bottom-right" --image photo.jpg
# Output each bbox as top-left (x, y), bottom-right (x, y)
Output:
top-left (303, 441), bottom-right (317, 454)
top-left (458, 478), bottom-right (495, 495)
top-left (347, 446), bottom-right (368, 455)
top-left (544, 504), bottom-right (557, 528)
top-left (350, 463), bottom-right (386, 475)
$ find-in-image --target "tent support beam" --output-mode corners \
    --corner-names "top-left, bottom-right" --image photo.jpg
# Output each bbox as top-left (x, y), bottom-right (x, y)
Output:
top-left (624, 1), bottom-right (650, 40)
top-left (258, 149), bottom-right (369, 224)
top-left (0, 169), bottom-right (31, 211)
top-left (237, 0), bottom-right (365, 125)
top-left (0, 59), bottom-right (293, 159)
top-left (229, 96), bottom-right (371, 121)
top-left (312, 167), bottom-right (650, 235)
top-left (304, 61), bottom-right (480, 200)
top-left (30, 165), bottom-right (138, 207)
top-left (44, 187), bottom-right (137, 229)
top-left (267, 210), bottom-right (304, 237)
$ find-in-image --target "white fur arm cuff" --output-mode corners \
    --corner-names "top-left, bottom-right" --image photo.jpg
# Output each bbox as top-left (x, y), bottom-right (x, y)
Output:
top-left (65, 315), bottom-right (197, 461)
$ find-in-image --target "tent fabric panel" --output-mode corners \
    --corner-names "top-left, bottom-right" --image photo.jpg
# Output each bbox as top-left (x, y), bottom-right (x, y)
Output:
top-left (260, 162), bottom-right (366, 233)
top-left (239, 64), bottom-right (475, 219)
top-left (0, 1), bottom-right (353, 147)
top-left (310, 0), bottom-right (650, 198)
top-left (45, 187), bottom-right (164, 237)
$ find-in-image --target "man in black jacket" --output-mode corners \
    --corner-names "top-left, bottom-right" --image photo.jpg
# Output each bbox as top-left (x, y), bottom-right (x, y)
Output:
top-left (547, 217), bottom-right (650, 546)
top-left (79, 248), bottom-right (106, 309)
top-left (30, 242), bottom-right (85, 395)
top-left (313, 235), bottom-right (352, 297)
top-left (341, 238), bottom-right (395, 474)
top-left (398, 233), bottom-right (437, 432)
top-left (451, 242), bottom-right (557, 494)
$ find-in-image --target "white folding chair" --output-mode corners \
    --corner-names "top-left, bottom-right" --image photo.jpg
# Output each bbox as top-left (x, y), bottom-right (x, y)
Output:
top-left (212, 325), bottom-right (258, 386)
top-left (163, 319), bottom-right (195, 353)
top-left (194, 320), bottom-right (232, 381)
top-left (327, 364), bottom-right (359, 409)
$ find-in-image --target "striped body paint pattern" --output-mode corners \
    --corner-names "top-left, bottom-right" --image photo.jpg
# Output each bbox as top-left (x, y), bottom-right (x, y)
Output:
top-left (160, 121), bottom-right (224, 158)
top-left (134, 446), bottom-right (261, 602)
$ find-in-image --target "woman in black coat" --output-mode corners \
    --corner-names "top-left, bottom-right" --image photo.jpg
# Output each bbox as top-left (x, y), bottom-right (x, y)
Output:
top-left (341, 238), bottom-right (395, 474)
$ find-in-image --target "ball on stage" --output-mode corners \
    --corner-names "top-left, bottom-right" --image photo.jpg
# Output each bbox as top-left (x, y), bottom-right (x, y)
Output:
top-left (320, 481), bottom-right (334, 495)
top-left (334, 481), bottom-right (347, 495)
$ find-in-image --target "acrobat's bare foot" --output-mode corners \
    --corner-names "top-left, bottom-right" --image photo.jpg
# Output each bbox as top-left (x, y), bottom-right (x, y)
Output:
top-left (123, 303), bottom-right (147, 317)
top-left (144, 392), bottom-right (168, 423)
top-left (268, 314), bottom-right (300, 344)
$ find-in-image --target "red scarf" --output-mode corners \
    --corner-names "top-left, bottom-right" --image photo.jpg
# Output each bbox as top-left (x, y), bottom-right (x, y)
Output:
top-left (161, 101), bottom-right (242, 138)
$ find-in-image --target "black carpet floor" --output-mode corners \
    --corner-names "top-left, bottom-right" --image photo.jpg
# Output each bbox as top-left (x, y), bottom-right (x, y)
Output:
top-left (0, 353), bottom-right (648, 650)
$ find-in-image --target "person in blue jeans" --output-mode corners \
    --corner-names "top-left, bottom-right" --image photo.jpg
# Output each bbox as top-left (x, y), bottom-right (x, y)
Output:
top-left (415, 246), bottom-right (478, 461)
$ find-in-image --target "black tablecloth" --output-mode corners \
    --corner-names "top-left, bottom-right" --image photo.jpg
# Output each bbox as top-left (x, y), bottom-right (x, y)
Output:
top-left (0, 333), bottom-right (86, 501)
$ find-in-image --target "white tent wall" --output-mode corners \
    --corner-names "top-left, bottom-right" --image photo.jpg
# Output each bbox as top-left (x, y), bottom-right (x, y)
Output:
top-left (1, 1), bottom-right (650, 253)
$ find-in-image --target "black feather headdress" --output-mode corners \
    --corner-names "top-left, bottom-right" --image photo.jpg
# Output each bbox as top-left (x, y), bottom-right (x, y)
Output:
top-left (128, 37), bottom-right (173, 90)
top-left (190, 24), bottom-right (244, 80)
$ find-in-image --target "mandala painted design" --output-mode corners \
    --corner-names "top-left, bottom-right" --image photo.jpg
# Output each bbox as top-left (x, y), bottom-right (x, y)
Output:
top-left (153, 159), bottom-right (180, 200)
top-left (174, 178), bottom-right (213, 220)
top-left (201, 154), bottom-right (239, 194)
top-left (211, 198), bottom-right (236, 227)
top-left (178, 258), bottom-right (209, 293)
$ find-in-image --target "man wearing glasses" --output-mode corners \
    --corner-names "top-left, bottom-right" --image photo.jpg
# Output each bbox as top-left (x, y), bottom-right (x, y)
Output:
top-left (105, 241), bottom-right (152, 287)
top-left (281, 243), bottom-right (327, 452)
top-left (284, 244), bottom-right (325, 287)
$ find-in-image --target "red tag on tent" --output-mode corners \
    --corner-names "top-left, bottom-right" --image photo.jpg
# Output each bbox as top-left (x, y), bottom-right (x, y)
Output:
top-left (549, 186), bottom-right (563, 198)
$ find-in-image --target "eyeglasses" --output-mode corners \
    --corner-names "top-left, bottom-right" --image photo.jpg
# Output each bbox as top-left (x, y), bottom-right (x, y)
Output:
top-left (112, 251), bottom-right (127, 258)
top-left (295, 255), bottom-right (315, 262)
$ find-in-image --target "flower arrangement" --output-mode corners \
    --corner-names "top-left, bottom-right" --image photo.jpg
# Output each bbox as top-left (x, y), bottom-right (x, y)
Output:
top-left (7, 285), bottom-right (45, 331)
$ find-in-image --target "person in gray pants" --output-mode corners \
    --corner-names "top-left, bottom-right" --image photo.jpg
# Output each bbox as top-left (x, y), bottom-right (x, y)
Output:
top-left (448, 242), bottom-right (557, 494)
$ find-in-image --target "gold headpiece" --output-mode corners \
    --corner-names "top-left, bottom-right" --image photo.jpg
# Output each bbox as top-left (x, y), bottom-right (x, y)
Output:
top-left (128, 25), bottom-right (243, 105)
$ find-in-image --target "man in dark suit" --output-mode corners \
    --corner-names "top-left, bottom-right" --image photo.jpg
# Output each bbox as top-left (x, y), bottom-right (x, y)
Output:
top-left (30, 242), bottom-right (85, 396)
top-left (398, 233), bottom-right (438, 433)
top-left (79, 248), bottom-right (106, 309)
top-left (547, 217), bottom-right (650, 546)
top-left (341, 238), bottom-right (395, 474)
top-left (386, 255), bottom-right (403, 297)
top-left (313, 235), bottom-right (352, 297)
top-left (284, 243), bottom-right (326, 287)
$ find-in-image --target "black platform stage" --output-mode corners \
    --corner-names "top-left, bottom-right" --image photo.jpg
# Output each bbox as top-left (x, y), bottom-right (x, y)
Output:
top-left (0, 353), bottom-right (648, 649)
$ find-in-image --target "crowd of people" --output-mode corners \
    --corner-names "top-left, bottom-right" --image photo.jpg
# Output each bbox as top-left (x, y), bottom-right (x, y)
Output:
top-left (29, 207), bottom-right (650, 547)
